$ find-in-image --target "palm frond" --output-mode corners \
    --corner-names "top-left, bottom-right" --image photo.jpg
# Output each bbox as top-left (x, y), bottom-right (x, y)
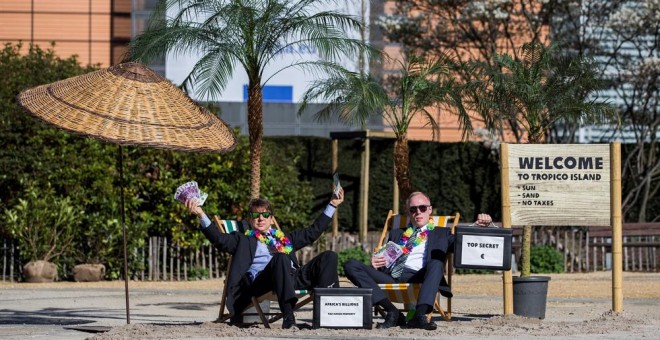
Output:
top-left (300, 51), bottom-right (465, 140)
top-left (468, 41), bottom-right (617, 143)
top-left (182, 50), bottom-right (238, 99)
top-left (299, 66), bottom-right (387, 127)
top-left (129, 0), bottom-right (377, 101)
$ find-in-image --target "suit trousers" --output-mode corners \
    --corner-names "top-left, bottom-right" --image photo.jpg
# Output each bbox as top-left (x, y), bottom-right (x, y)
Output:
top-left (343, 258), bottom-right (445, 307)
top-left (234, 250), bottom-right (338, 317)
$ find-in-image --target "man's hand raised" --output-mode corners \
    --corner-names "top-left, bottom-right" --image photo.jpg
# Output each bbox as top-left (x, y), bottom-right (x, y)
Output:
top-left (330, 187), bottom-right (345, 207)
top-left (185, 198), bottom-right (205, 218)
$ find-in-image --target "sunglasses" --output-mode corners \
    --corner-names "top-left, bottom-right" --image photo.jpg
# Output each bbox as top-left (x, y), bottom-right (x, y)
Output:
top-left (248, 211), bottom-right (272, 219)
top-left (409, 205), bottom-right (431, 214)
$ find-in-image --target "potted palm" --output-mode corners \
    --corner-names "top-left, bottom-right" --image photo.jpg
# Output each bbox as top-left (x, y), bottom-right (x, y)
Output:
top-left (467, 41), bottom-right (615, 318)
top-left (2, 184), bottom-right (81, 282)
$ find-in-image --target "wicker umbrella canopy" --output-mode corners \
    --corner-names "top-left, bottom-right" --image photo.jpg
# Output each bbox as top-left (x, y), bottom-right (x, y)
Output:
top-left (17, 62), bottom-right (237, 153)
top-left (17, 62), bottom-right (237, 324)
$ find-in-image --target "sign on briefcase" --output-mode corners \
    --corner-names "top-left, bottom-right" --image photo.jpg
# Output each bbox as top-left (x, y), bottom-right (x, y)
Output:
top-left (453, 226), bottom-right (513, 270)
top-left (313, 288), bottom-right (372, 329)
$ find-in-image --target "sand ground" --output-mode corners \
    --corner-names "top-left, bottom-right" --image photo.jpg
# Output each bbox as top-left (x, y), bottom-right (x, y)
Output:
top-left (1, 271), bottom-right (658, 339)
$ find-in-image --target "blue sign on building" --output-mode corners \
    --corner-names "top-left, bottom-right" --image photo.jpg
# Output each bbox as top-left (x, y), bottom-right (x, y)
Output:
top-left (243, 85), bottom-right (293, 103)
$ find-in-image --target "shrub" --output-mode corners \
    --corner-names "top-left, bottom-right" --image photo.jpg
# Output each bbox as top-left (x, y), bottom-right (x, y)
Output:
top-left (530, 245), bottom-right (564, 273)
top-left (337, 246), bottom-right (371, 277)
top-left (2, 183), bottom-right (82, 263)
top-left (187, 266), bottom-right (210, 280)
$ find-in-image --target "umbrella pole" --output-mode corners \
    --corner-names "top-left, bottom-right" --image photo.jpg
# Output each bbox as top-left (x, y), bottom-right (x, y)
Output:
top-left (119, 145), bottom-right (131, 324)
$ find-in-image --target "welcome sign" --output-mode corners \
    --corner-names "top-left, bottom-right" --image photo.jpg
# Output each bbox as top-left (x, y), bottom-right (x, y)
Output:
top-left (507, 144), bottom-right (610, 226)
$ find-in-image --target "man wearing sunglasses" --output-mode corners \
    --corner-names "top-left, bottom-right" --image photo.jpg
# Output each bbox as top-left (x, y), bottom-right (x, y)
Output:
top-left (185, 188), bottom-right (344, 329)
top-left (344, 191), bottom-right (492, 330)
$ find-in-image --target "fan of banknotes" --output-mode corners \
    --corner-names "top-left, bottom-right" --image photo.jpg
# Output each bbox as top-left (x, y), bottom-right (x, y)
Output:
top-left (174, 181), bottom-right (208, 206)
top-left (374, 241), bottom-right (404, 267)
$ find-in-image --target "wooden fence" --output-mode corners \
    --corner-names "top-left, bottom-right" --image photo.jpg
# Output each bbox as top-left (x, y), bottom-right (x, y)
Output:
top-left (318, 223), bottom-right (660, 273)
top-left (487, 223), bottom-right (659, 272)
top-left (137, 236), bottom-right (230, 281)
top-left (1, 223), bottom-right (658, 282)
top-left (1, 239), bottom-right (18, 282)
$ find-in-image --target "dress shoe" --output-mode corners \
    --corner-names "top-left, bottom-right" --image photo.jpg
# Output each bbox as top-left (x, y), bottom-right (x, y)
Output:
top-left (282, 314), bottom-right (297, 329)
top-left (282, 314), bottom-right (312, 330)
top-left (377, 310), bottom-right (406, 329)
top-left (406, 314), bottom-right (437, 330)
top-left (228, 314), bottom-right (243, 325)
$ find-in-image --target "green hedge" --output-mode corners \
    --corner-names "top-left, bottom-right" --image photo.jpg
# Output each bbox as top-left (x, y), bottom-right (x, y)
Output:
top-left (270, 136), bottom-right (502, 232)
top-left (337, 246), bottom-right (371, 276)
top-left (530, 245), bottom-right (565, 273)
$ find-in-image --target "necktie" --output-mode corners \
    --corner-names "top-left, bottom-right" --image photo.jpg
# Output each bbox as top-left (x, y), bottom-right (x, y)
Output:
top-left (265, 233), bottom-right (280, 254)
top-left (390, 227), bottom-right (421, 279)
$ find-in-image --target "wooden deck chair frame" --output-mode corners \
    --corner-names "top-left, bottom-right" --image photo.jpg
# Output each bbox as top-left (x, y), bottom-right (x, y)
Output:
top-left (374, 209), bottom-right (460, 321)
top-left (213, 216), bottom-right (312, 328)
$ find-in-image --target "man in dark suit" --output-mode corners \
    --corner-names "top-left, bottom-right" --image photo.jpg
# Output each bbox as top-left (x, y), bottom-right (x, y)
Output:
top-left (185, 188), bottom-right (344, 329)
top-left (344, 191), bottom-right (492, 330)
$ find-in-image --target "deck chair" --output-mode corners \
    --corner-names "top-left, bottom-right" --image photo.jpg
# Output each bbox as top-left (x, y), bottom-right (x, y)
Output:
top-left (374, 210), bottom-right (460, 321)
top-left (213, 216), bottom-right (313, 328)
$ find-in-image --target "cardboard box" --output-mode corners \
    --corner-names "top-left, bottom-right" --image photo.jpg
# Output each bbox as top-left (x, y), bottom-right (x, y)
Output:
top-left (453, 226), bottom-right (513, 270)
top-left (313, 288), bottom-right (372, 329)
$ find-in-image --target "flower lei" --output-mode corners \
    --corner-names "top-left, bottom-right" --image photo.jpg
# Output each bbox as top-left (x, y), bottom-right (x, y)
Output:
top-left (245, 228), bottom-right (293, 254)
top-left (398, 221), bottom-right (435, 254)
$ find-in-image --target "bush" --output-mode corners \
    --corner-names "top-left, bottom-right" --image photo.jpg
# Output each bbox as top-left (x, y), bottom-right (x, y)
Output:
top-left (530, 245), bottom-right (564, 273)
top-left (337, 246), bottom-right (371, 276)
top-left (2, 182), bottom-right (82, 263)
top-left (187, 266), bottom-right (210, 280)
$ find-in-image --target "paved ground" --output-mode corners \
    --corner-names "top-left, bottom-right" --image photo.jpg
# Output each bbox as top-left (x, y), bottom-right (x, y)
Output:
top-left (0, 286), bottom-right (219, 339)
top-left (1, 272), bottom-right (659, 339)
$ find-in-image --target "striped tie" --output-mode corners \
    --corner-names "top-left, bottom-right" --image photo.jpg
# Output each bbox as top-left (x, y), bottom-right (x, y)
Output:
top-left (390, 228), bottom-right (421, 279)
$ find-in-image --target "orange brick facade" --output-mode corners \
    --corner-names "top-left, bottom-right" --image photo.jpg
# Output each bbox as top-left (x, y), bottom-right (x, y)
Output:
top-left (0, 0), bottom-right (132, 67)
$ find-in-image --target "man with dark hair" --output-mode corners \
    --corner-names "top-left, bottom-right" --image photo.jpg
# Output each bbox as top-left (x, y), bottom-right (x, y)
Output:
top-left (344, 191), bottom-right (492, 330)
top-left (185, 188), bottom-right (344, 329)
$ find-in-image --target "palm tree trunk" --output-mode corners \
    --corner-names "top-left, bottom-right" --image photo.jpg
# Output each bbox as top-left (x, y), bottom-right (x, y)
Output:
top-left (521, 224), bottom-right (532, 277)
top-left (393, 136), bottom-right (412, 200)
top-left (520, 135), bottom-right (542, 277)
top-left (247, 82), bottom-right (263, 199)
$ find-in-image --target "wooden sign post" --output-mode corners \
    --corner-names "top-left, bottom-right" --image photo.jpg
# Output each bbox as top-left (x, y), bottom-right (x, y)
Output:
top-left (500, 143), bottom-right (622, 314)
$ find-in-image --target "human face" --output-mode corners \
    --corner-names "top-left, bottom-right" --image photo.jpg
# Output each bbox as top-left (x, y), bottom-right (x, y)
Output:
top-left (247, 206), bottom-right (272, 232)
top-left (408, 193), bottom-right (431, 228)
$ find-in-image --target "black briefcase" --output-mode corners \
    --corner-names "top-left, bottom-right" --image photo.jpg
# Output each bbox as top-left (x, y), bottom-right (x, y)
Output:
top-left (453, 226), bottom-right (513, 270)
top-left (312, 288), bottom-right (372, 329)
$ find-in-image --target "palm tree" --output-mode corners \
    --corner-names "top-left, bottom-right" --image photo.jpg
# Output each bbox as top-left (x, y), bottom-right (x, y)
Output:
top-left (128, 0), bottom-right (375, 198)
top-left (466, 41), bottom-right (616, 277)
top-left (300, 53), bottom-right (469, 199)
top-left (469, 41), bottom-right (614, 145)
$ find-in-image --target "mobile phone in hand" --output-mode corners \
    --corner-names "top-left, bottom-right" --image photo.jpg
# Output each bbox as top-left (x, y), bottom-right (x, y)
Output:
top-left (332, 172), bottom-right (341, 198)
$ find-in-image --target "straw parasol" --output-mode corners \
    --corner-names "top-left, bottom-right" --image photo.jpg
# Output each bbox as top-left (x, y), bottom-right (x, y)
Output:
top-left (17, 62), bottom-right (236, 152)
top-left (17, 62), bottom-right (237, 324)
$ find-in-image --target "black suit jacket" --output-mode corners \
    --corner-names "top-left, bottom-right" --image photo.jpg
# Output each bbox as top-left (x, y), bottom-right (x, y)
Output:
top-left (200, 213), bottom-right (332, 315)
top-left (384, 225), bottom-right (454, 297)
